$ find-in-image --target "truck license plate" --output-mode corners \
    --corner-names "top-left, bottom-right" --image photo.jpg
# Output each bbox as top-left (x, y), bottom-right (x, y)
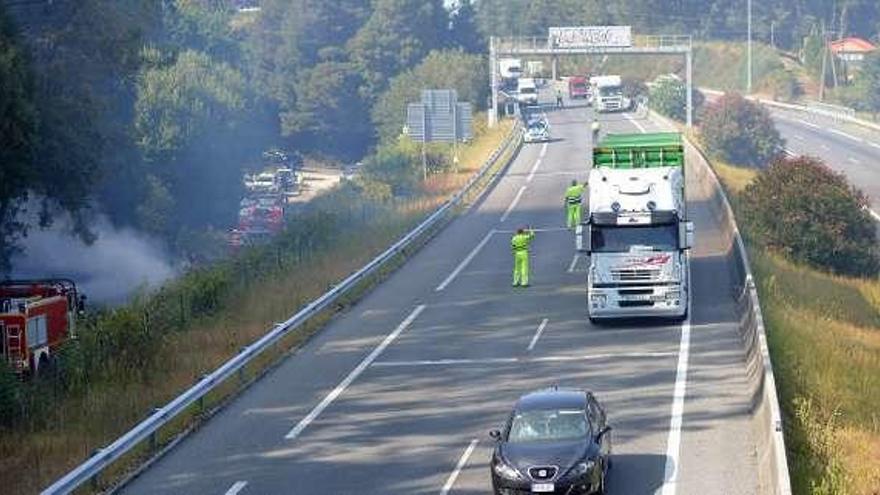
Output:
top-left (532, 483), bottom-right (554, 492)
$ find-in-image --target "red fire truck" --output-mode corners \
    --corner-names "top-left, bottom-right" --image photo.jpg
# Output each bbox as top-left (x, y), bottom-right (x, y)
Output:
top-left (0, 279), bottom-right (83, 376)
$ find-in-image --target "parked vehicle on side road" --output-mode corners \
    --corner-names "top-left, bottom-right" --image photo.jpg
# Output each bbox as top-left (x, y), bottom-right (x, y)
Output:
top-left (490, 388), bottom-right (612, 495)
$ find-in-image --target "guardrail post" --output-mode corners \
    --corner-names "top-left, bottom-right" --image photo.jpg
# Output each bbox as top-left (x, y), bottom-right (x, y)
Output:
top-left (149, 407), bottom-right (160, 452)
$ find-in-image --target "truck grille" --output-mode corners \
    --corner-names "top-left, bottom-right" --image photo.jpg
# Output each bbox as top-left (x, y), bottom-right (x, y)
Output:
top-left (611, 269), bottom-right (660, 282)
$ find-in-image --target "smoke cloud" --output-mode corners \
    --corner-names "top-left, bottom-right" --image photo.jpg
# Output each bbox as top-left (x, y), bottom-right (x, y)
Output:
top-left (10, 215), bottom-right (176, 305)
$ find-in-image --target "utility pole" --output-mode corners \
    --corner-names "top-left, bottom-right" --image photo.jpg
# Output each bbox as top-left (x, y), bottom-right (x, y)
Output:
top-left (747, 0), bottom-right (753, 93)
top-left (770, 21), bottom-right (775, 49)
top-left (819, 22), bottom-right (828, 101)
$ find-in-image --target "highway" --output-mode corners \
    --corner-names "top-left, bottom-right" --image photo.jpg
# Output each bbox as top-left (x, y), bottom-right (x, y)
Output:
top-left (765, 106), bottom-right (880, 219)
top-left (122, 95), bottom-right (761, 494)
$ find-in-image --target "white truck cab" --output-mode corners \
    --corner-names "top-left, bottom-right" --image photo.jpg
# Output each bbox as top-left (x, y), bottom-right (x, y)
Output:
top-left (578, 133), bottom-right (693, 322)
top-left (590, 75), bottom-right (631, 113)
top-left (517, 78), bottom-right (539, 106)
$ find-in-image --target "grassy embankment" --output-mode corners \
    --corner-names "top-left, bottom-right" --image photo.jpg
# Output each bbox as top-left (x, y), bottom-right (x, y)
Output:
top-left (0, 117), bottom-right (514, 494)
top-left (710, 159), bottom-right (880, 494)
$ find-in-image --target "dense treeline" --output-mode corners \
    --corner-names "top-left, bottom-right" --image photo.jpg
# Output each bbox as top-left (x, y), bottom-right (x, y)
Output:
top-left (477, 0), bottom-right (880, 50)
top-left (0, 0), bottom-right (487, 272)
top-left (2, 0), bottom-right (879, 274)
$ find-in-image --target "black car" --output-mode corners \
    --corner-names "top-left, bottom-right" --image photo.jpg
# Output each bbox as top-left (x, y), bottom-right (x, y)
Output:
top-left (489, 388), bottom-right (612, 495)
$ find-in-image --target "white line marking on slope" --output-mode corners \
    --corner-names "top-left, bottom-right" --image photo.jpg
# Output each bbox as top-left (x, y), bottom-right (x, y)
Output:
top-left (869, 142), bottom-right (880, 149)
top-left (821, 144), bottom-right (831, 151)
top-left (624, 113), bottom-right (647, 133)
top-left (828, 128), bottom-right (864, 143)
top-left (567, 253), bottom-right (580, 273)
top-left (540, 142), bottom-right (548, 158)
top-left (284, 305), bottom-right (426, 440)
top-left (791, 134), bottom-right (805, 141)
top-left (440, 439), bottom-right (479, 495)
top-left (435, 230), bottom-right (495, 292)
top-left (797, 119), bottom-right (821, 129)
top-left (223, 481), bottom-right (248, 495)
top-left (500, 186), bottom-right (527, 223)
top-left (527, 318), bottom-right (549, 351)
top-left (526, 158), bottom-right (543, 182)
top-left (869, 209), bottom-right (880, 222)
top-left (783, 148), bottom-right (797, 157)
top-left (848, 157), bottom-right (862, 164)
top-left (659, 256), bottom-right (693, 495)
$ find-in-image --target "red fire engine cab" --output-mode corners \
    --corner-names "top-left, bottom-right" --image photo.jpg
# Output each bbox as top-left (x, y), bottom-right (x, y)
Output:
top-left (0, 279), bottom-right (83, 376)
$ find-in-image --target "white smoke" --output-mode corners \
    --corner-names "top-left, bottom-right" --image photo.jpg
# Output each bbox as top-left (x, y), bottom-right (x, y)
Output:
top-left (10, 215), bottom-right (177, 305)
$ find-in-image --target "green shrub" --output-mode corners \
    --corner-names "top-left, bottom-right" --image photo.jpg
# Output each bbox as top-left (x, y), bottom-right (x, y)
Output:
top-left (649, 76), bottom-right (705, 122)
top-left (741, 156), bottom-right (880, 277)
top-left (760, 69), bottom-right (802, 102)
top-left (700, 93), bottom-right (784, 168)
top-left (0, 359), bottom-right (22, 426)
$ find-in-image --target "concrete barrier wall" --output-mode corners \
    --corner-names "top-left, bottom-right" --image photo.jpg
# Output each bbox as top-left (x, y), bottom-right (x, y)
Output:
top-left (685, 138), bottom-right (793, 495)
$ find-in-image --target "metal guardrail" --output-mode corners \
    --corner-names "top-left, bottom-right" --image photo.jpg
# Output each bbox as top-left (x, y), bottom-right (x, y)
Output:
top-left (42, 122), bottom-right (523, 495)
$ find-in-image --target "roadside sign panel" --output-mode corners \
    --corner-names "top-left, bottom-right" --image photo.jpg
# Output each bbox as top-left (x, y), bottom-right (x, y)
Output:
top-left (548, 26), bottom-right (632, 48)
top-left (405, 90), bottom-right (472, 143)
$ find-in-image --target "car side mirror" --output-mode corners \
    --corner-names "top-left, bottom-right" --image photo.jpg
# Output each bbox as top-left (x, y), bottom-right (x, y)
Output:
top-left (489, 429), bottom-right (502, 441)
top-left (595, 425), bottom-right (612, 441)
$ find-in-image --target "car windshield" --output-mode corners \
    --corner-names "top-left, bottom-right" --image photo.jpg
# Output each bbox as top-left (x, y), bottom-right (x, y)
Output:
top-left (591, 224), bottom-right (678, 253)
top-left (508, 409), bottom-right (589, 443)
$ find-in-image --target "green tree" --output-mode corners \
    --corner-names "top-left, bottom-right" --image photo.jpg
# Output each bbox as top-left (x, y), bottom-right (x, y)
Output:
top-left (135, 49), bottom-right (256, 230)
top-left (281, 61), bottom-right (373, 159)
top-left (449, 0), bottom-right (484, 53)
top-left (741, 156), bottom-right (880, 276)
top-left (700, 93), bottom-right (784, 168)
top-left (372, 50), bottom-right (488, 143)
top-left (649, 76), bottom-right (705, 122)
top-left (851, 51), bottom-right (880, 115)
top-left (348, 0), bottom-right (449, 102)
top-left (0, 8), bottom-right (36, 273)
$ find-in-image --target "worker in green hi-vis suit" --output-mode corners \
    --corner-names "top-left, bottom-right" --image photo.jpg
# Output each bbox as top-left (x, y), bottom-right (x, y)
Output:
top-left (564, 179), bottom-right (586, 229)
top-left (511, 227), bottom-right (535, 287)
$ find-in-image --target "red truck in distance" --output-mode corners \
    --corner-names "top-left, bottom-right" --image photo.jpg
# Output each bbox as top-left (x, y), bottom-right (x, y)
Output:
top-left (568, 76), bottom-right (590, 99)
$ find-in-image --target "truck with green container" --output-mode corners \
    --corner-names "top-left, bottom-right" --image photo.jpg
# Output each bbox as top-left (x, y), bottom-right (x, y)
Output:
top-left (577, 132), bottom-right (694, 322)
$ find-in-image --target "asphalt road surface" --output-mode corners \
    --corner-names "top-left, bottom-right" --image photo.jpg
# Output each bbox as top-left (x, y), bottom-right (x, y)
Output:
top-left (766, 106), bottom-right (880, 220)
top-left (122, 94), bottom-right (760, 495)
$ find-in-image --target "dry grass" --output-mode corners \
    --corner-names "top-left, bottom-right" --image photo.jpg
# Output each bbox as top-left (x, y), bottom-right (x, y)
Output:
top-left (0, 119), bottom-right (516, 494)
top-left (712, 149), bottom-right (880, 495)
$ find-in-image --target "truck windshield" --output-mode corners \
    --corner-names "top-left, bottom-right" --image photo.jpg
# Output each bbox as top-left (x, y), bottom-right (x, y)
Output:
top-left (599, 86), bottom-right (623, 97)
top-left (572, 82), bottom-right (587, 90)
top-left (520, 87), bottom-right (536, 94)
top-left (591, 224), bottom-right (678, 253)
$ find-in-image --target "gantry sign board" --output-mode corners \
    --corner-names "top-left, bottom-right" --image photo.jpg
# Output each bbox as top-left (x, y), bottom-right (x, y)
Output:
top-left (406, 89), bottom-right (473, 143)
top-left (548, 26), bottom-right (632, 49)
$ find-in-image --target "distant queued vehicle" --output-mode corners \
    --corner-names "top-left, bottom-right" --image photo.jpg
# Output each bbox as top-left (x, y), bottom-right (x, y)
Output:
top-left (489, 388), bottom-right (612, 495)
top-left (517, 77), bottom-right (539, 106)
top-left (524, 118), bottom-right (551, 143)
top-left (569, 76), bottom-right (591, 100)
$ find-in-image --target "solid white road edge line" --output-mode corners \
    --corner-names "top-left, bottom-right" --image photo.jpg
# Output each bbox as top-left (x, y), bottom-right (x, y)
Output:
top-left (567, 253), bottom-right (580, 273)
top-left (440, 439), bottom-right (479, 495)
top-left (658, 254), bottom-right (693, 495)
top-left (624, 112), bottom-right (648, 133)
top-left (527, 318), bottom-right (549, 351)
top-left (284, 305), bottom-right (426, 440)
top-left (848, 157), bottom-right (862, 164)
top-left (500, 186), bottom-right (527, 222)
top-left (223, 481), bottom-right (248, 495)
top-left (869, 209), bottom-right (880, 222)
top-left (373, 358), bottom-right (519, 367)
top-left (526, 158), bottom-right (543, 182)
top-left (435, 230), bottom-right (496, 292)
top-left (540, 142), bottom-right (548, 158)
top-left (828, 127), bottom-right (864, 142)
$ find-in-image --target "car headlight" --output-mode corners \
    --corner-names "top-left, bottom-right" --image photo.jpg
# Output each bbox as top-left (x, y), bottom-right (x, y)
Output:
top-left (566, 459), bottom-right (596, 478)
top-left (493, 461), bottom-right (523, 480)
top-left (590, 293), bottom-right (607, 307)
